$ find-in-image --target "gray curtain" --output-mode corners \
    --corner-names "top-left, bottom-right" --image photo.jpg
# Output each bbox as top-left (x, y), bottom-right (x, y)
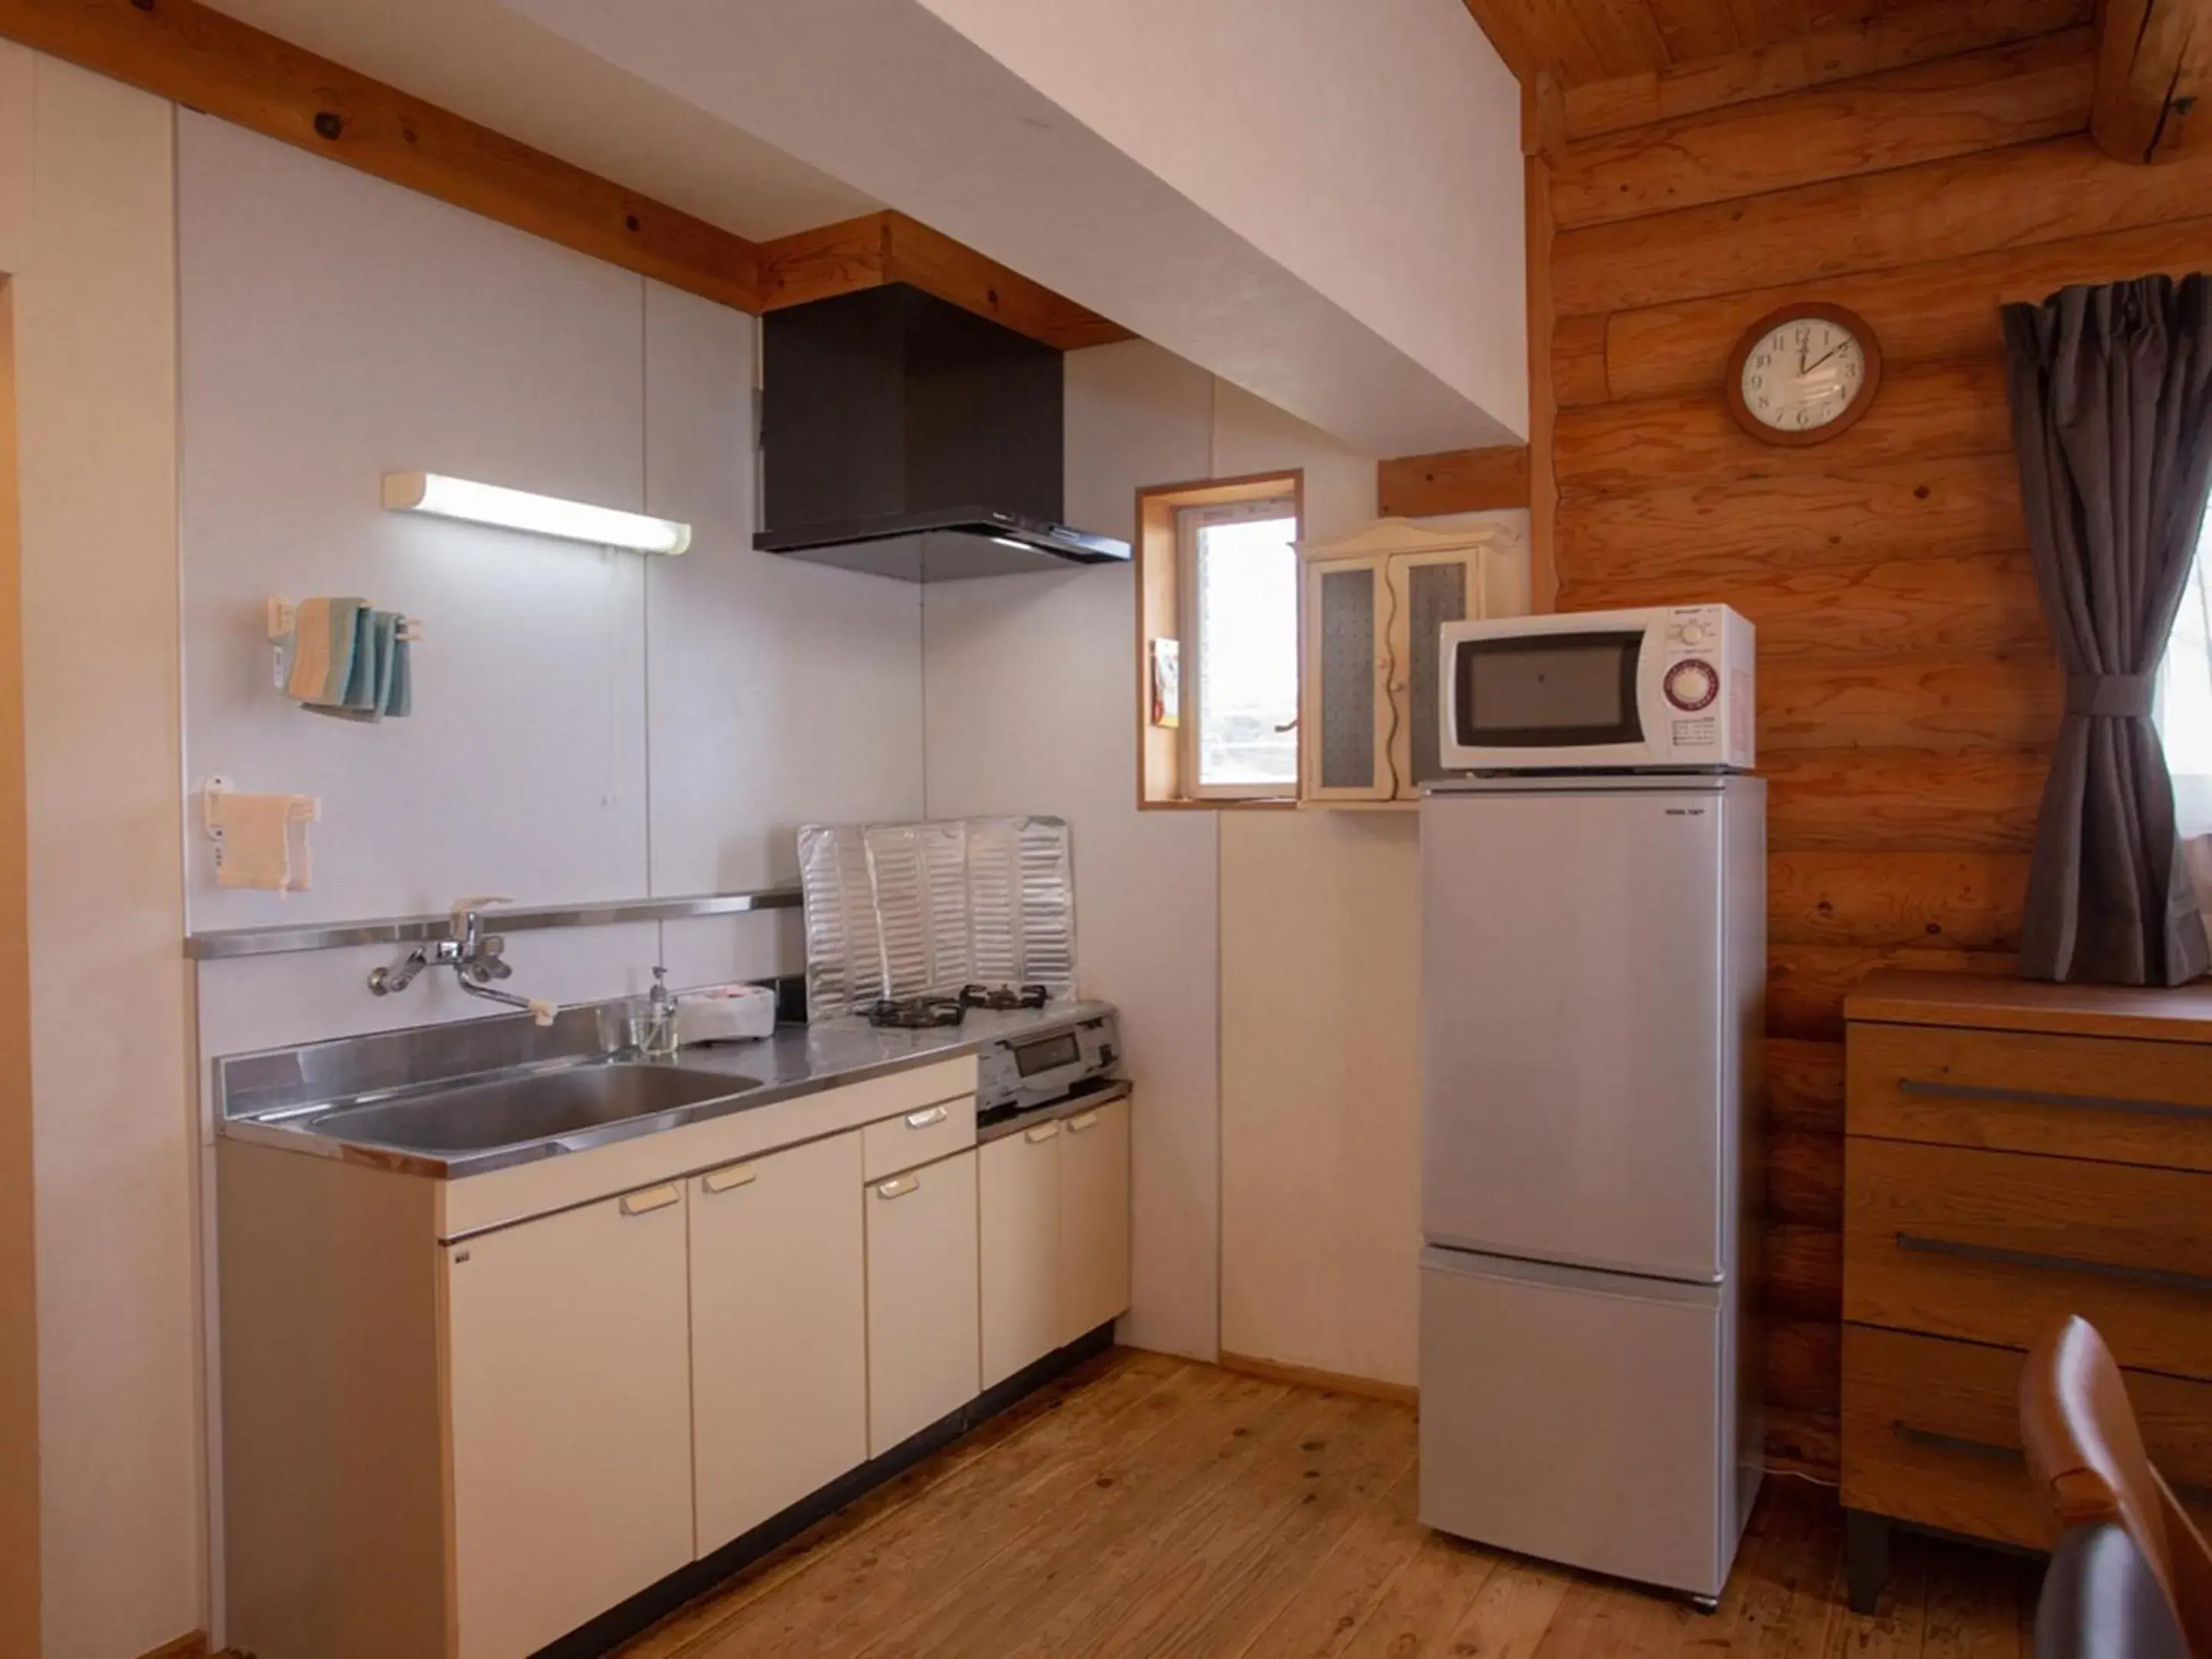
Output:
top-left (2001, 275), bottom-right (2212, 986)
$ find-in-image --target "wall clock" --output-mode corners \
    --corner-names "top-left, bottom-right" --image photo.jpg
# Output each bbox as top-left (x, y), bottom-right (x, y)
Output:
top-left (1724, 303), bottom-right (1882, 445)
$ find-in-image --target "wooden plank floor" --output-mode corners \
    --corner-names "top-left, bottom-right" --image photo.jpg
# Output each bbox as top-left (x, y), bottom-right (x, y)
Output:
top-left (620, 1348), bottom-right (2041, 1659)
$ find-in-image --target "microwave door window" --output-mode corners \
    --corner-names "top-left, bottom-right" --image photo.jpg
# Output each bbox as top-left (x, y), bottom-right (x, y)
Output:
top-left (1455, 632), bottom-right (1644, 747)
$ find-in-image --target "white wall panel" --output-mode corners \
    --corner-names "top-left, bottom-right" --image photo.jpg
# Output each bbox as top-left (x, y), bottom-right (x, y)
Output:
top-left (178, 113), bottom-right (651, 932)
top-left (13, 55), bottom-right (200, 1658)
top-left (922, 339), bottom-right (1221, 1360)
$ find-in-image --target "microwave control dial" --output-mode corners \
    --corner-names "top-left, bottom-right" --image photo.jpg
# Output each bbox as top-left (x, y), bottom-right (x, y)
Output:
top-left (1679, 621), bottom-right (1707, 646)
top-left (1664, 658), bottom-right (1720, 712)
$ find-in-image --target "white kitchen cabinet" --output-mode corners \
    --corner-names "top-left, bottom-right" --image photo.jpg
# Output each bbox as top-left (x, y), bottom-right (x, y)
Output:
top-left (1300, 519), bottom-right (1508, 802)
top-left (445, 1182), bottom-right (694, 1659)
top-left (979, 1120), bottom-right (1064, 1389)
top-left (866, 1146), bottom-right (981, 1455)
top-left (1058, 1098), bottom-right (1133, 1345)
top-left (689, 1131), bottom-right (867, 1555)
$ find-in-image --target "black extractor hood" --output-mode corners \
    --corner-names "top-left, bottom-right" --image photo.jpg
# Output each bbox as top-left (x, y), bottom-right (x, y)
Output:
top-left (756, 283), bottom-right (1131, 581)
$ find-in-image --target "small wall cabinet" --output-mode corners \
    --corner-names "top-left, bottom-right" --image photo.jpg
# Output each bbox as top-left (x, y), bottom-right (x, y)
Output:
top-left (1300, 518), bottom-right (1505, 803)
top-left (979, 1096), bottom-right (1134, 1390)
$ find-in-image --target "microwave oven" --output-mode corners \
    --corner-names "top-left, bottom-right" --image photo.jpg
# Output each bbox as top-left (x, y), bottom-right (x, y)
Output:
top-left (1436, 604), bottom-right (1754, 773)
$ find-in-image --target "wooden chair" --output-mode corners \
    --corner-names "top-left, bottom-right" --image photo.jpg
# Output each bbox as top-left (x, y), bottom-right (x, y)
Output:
top-left (2021, 1316), bottom-right (2212, 1658)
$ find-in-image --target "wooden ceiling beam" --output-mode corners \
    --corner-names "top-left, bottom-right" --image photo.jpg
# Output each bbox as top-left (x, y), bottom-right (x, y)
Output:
top-left (0, 0), bottom-right (1129, 353)
top-left (1376, 445), bottom-right (1532, 517)
top-left (2092, 0), bottom-right (2212, 161)
top-left (0, 0), bottom-right (762, 311)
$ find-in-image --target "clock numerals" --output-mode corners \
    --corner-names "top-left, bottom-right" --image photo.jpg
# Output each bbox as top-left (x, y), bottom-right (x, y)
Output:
top-left (1733, 310), bottom-right (1876, 444)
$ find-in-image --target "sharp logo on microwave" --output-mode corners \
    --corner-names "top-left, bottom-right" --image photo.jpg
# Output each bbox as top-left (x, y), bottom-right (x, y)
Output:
top-left (1664, 807), bottom-right (1707, 816)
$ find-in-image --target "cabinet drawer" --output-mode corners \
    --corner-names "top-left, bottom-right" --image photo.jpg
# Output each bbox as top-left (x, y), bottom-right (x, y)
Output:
top-left (862, 1092), bottom-right (977, 1182)
top-left (1849, 1022), bottom-right (2212, 1171)
top-left (1843, 1326), bottom-right (2212, 1545)
top-left (1844, 1137), bottom-right (2212, 1378)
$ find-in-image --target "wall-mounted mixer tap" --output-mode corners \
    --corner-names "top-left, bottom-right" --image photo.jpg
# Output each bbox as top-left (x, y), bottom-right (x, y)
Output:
top-left (368, 896), bottom-right (558, 1025)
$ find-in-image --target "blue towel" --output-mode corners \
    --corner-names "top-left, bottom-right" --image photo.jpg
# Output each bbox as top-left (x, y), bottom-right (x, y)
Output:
top-left (291, 602), bottom-right (412, 722)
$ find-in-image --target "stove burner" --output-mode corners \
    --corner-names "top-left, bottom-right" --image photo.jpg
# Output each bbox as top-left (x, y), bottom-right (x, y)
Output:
top-left (866, 996), bottom-right (967, 1030)
top-left (959, 983), bottom-right (1050, 1012)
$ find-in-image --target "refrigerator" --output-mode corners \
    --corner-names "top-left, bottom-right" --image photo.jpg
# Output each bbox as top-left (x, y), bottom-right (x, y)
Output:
top-left (1417, 773), bottom-right (1764, 1604)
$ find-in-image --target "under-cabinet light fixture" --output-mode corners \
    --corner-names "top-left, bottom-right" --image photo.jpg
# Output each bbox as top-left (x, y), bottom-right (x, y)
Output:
top-left (381, 472), bottom-right (693, 555)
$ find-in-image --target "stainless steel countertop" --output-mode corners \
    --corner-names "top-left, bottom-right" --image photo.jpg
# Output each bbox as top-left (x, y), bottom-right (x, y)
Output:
top-left (220, 1002), bottom-right (1116, 1181)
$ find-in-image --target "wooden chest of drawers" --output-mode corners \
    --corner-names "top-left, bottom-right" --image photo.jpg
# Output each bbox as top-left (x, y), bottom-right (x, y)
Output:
top-left (1841, 972), bottom-right (2212, 1611)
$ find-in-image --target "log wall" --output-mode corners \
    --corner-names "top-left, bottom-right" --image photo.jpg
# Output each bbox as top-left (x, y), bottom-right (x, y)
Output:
top-left (1545, 10), bottom-right (2212, 1477)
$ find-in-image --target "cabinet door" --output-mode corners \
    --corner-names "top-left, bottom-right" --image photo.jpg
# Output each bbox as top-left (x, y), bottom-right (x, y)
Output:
top-left (1387, 549), bottom-right (1488, 796)
top-left (1058, 1098), bottom-right (1133, 1346)
top-left (866, 1147), bottom-right (981, 1455)
top-left (1303, 555), bottom-right (1394, 800)
top-left (446, 1184), bottom-right (694, 1659)
top-left (690, 1131), bottom-right (867, 1555)
top-left (980, 1121), bottom-right (1062, 1389)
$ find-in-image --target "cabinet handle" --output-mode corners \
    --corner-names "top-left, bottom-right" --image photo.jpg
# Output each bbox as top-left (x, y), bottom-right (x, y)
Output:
top-left (905, 1105), bottom-right (949, 1129)
top-left (1897, 1077), bottom-right (2212, 1123)
top-left (876, 1174), bottom-right (921, 1200)
top-left (1068, 1111), bottom-right (1101, 1133)
top-left (1025, 1121), bottom-right (1061, 1143)
top-left (702, 1163), bottom-right (757, 1194)
top-left (620, 1184), bottom-right (680, 1217)
top-left (1895, 1231), bottom-right (2212, 1294)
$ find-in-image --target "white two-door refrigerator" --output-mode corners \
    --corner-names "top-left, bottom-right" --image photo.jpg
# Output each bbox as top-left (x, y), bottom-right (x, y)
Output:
top-left (1418, 773), bottom-right (1765, 1604)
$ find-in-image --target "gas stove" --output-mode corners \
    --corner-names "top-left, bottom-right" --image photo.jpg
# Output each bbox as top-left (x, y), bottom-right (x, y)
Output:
top-left (864, 995), bottom-right (967, 1030)
top-left (959, 982), bottom-right (1049, 1012)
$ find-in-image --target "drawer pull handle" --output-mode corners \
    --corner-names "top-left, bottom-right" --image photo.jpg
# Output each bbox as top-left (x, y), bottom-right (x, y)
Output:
top-left (1025, 1121), bottom-right (1061, 1144)
top-left (1068, 1110), bottom-right (1101, 1133)
top-left (906, 1106), bottom-right (949, 1129)
top-left (702, 1164), bottom-right (757, 1194)
top-left (1896, 1231), bottom-right (2212, 1295)
top-left (1898, 1078), bottom-right (2212, 1124)
top-left (876, 1174), bottom-right (920, 1200)
top-left (1891, 1422), bottom-right (2212, 1507)
top-left (1892, 1422), bottom-right (2022, 1464)
top-left (620, 1184), bottom-right (680, 1217)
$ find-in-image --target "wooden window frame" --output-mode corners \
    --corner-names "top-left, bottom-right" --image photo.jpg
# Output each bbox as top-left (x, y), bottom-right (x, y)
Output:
top-left (1134, 470), bottom-right (1303, 811)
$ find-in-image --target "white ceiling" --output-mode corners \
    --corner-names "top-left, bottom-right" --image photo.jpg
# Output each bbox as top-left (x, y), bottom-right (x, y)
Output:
top-left (201, 0), bottom-right (879, 241)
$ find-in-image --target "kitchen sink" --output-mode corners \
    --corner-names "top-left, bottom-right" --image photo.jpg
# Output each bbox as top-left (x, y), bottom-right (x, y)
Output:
top-left (302, 1061), bottom-right (759, 1155)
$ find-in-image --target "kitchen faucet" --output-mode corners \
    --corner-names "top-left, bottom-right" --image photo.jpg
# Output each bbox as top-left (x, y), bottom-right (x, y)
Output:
top-left (367, 895), bottom-right (558, 1025)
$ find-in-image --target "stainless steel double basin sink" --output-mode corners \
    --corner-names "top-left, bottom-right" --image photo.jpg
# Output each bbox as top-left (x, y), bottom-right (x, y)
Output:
top-left (295, 1058), bottom-right (763, 1157)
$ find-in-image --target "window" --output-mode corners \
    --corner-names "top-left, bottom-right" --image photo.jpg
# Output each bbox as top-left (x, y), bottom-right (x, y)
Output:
top-left (2157, 509), bottom-right (2212, 840)
top-left (1133, 472), bottom-right (1303, 808)
top-left (1181, 498), bottom-right (1300, 796)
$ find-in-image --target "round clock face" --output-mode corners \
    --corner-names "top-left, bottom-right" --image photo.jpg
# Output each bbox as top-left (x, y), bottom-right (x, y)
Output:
top-left (1739, 315), bottom-right (1869, 435)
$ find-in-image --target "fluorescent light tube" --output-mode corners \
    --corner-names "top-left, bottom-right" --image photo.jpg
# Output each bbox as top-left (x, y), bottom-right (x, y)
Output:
top-left (382, 472), bottom-right (693, 555)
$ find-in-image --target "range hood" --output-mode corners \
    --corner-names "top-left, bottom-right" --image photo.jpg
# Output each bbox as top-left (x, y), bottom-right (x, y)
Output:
top-left (756, 283), bottom-right (1131, 582)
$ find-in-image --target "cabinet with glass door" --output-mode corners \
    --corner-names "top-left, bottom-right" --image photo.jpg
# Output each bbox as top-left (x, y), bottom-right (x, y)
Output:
top-left (1300, 519), bottom-right (1508, 803)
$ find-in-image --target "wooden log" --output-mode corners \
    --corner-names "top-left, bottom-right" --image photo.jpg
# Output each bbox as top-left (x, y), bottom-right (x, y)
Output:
top-left (1770, 1129), bottom-right (1845, 1228)
top-left (1769, 850), bottom-right (2031, 952)
top-left (1555, 358), bottom-right (2012, 503)
top-left (1553, 31), bottom-right (2094, 230)
top-left (1554, 132), bottom-right (2212, 317)
top-left (1551, 313), bottom-right (1610, 408)
top-left (1767, 1406), bottom-right (1843, 1480)
top-left (0, 0), bottom-right (761, 311)
top-left (1555, 453), bottom-right (2028, 577)
top-left (1375, 445), bottom-right (1530, 517)
top-left (1765, 1222), bottom-right (1844, 1321)
top-left (2093, 0), bottom-right (2212, 163)
top-left (1760, 652), bottom-right (2062, 755)
top-left (1557, 548), bottom-right (2045, 659)
top-left (1561, 0), bottom-right (2092, 140)
top-left (1769, 942), bottom-right (2017, 1041)
top-left (1768, 1038), bottom-right (1845, 1135)
top-left (1763, 747), bottom-right (2048, 854)
top-left (1766, 1314), bottom-right (1845, 1416)
top-left (1591, 214), bottom-right (2212, 407)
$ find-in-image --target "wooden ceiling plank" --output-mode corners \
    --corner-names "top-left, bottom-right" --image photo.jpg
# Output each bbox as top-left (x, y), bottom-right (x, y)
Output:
top-left (0, 0), bottom-right (762, 310)
top-left (1554, 29), bottom-right (2094, 229)
top-left (1641, 0), bottom-right (1744, 66)
top-left (2092, 0), bottom-right (2212, 161)
top-left (1565, 0), bottom-right (2093, 138)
